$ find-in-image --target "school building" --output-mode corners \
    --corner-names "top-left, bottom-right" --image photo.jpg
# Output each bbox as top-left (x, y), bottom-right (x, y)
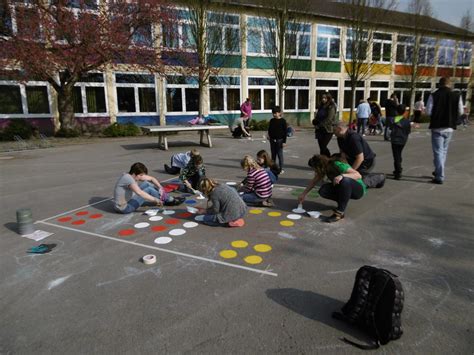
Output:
top-left (0, 0), bottom-right (473, 134)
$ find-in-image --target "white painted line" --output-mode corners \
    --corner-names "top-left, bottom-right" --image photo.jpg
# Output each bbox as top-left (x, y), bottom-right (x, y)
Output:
top-left (35, 176), bottom-right (178, 224)
top-left (38, 221), bottom-right (278, 277)
top-left (35, 197), bottom-right (113, 224)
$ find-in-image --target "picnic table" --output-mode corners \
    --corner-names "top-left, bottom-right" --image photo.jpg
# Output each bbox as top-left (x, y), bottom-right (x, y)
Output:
top-left (140, 124), bottom-right (229, 150)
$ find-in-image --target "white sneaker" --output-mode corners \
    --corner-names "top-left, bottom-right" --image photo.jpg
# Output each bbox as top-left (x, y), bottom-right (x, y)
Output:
top-left (280, 169), bottom-right (285, 174)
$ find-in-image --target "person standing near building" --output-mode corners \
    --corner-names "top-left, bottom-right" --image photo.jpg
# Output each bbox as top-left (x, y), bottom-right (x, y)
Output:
top-left (390, 104), bottom-right (411, 180)
top-left (240, 97), bottom-right (252, 128)
top-left (356, 98), bottom-right (371, 136)
top-left (426, 77), bottom-right (463, 185)
top-left (383, 93), bottom-right (399, 141)
top-left (313, 93), bottom-right (337, 157)
top-left (413, 94), bottom-right (425, 124)
top-left (267, 106), bottom-right (288, 173)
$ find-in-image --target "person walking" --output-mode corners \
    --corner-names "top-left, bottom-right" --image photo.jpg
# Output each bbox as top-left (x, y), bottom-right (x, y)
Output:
top-left (413, 94), bottom-right (425, 124)
top-left (356, 98), bottom-right (371, 136)
top-left (313, 93), bottom-right (337, 157)
top-left (426, 77), bottom-right (463, 184)
top-left (390, 104), bottom-right (411, 180)
top-left (383, 93), bottom-right (399, 141)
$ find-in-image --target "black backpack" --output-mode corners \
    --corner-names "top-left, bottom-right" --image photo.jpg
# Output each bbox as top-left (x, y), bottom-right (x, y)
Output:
top-left (362, 173), bottom-right (386, 188)
top-left (332, 266), bottom-right (404, 349)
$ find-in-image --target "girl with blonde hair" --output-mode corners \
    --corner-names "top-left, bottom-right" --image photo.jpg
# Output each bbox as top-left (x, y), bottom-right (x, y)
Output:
top-left (239, 155), bottom-right (273, 207)
top-left (198, 178), bottom-right (247, 227)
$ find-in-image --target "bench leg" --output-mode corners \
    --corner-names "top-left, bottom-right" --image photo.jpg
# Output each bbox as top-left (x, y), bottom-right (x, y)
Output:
top-left (163, 135), bottom-right (168, 150)
top-left (206, 130), bottom-right (213, 148)
top-left (199, 130), bottom-right (204, 146)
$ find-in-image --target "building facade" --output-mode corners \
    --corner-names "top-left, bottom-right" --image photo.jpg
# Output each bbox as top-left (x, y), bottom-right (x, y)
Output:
top-left (0, 0), bottom-right (473, 133)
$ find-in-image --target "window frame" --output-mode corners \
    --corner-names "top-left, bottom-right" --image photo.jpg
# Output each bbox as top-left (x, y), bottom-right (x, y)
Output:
top-left (0, 79), bottom-right (52, 117)
top-left (284, 78), bottom-right (310, 112)
top-left (247, 76), bottom-right (277, 112)
top-left (368, 80), bottom-right (389, 105)
top-left (315, 79), bottom-right (340, 110)
top-left (437, 39), bottom-right (456, 67)
top-left (372, 32), bottom-right (392, 63)
top-left (207, 11), bottom-right (241, 55)
top-left (316, 25), bottom-right (341, 61)
top-left (114, 72), bottom-right (157, 115)
top-left (165, 75), bottom-right (199, 115)
top-left (208, 76), bottom-right (241, 114)
top-left (343, 80), bottom-right (365, 110)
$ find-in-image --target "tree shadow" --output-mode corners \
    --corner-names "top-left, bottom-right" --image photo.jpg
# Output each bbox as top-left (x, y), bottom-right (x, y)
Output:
top-left (265, 288), bottom-right (372, 343)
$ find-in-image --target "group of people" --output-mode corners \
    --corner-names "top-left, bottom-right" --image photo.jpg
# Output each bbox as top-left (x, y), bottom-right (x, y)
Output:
top-left (113, 77), bottom-right (465, 225)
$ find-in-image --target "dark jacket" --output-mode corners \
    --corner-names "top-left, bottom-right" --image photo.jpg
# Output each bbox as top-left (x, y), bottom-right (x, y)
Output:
top-left (313, 103), bottom-right (337, 134)
top-left (429, 87), bottom-right (460, 130)
top-left (390, 116), bottom-right (411, 145)
top-left (268, 117), bottom-right (288, 143)
top-left (384, 99), bottom-right (398, 117)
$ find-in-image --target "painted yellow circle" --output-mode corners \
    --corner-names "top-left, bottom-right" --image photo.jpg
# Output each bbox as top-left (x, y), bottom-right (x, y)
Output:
top-left (249, 209), bottom-right (263, 214)
top-left (254, 244), bottom-right (272, 252)
top-left (280, 220), bottom-right (295, 227)
top-left (231, 240), bottom-right (249, 248)
top-left (220, 250), bottom-right (237, 259)
top-left (268, 212), bottom-right (282, 217)
top-left (244, 255), bottom-right (263, 265)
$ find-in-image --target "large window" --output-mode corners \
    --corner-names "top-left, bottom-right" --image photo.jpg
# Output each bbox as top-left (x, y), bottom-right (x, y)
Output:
top-left (248, 77), bottom-right (276, 111)
top-left (285, 22), bottom-right (311, 57)
top-left (73, 73), bottom-right (107, 114)
top-left (0, 1), bottom-right (13, 36)
top-left (209, 76), bottom-right (240, 112)
top-left (247, 16), bottom-right (275, 55)
top-left (0, 73), bottom-right (51, 116)
top-left (166, 76), bottom-right (199, 113)
top-left (316, 25), bottom-right (340, 59)
top-left (162, 9), bottom-right (194, 49)
top-left (394, 81), bottom-right (432, 108)
top-left (369, 81), bottom-right (389, 105)
top-left (396, 35), bottom-right (415, 63)
top-left (284, 79), bottom-right (309, 111)
top-left (438, 39), bottom-right (455, 66)
top-left (315, 80), bottom-right (339, 108)
top-left (115, 73), bottom-right (156, 113)
top-left (207, 12), bottom-right (240, 53)
top-left (457, 41), bottom-right (472, 67)
top-left (343, 80), bottom-right (365, 109)
top-left (372, 32), bottom-right (392, 63)
top-left (417, 37), bottom-right (436, 65)
top-left (346, 29), bottom-right (368, 61)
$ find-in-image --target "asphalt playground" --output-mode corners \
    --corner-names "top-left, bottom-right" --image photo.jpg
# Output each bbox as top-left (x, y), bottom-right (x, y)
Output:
top-left (0, 126), bottom-right (473, 354)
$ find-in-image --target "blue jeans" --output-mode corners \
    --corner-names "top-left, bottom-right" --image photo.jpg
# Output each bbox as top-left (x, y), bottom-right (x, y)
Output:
top-left (120, 182), bottom-right (165, 214)
top-left (357, 117), bottom-right (368, 134)
top-left (203, 214), bottom-right (225, 226)
top-left (431, 129), bottom-right (453, 182)
top-left (241, 191), bottom-right (265, 205)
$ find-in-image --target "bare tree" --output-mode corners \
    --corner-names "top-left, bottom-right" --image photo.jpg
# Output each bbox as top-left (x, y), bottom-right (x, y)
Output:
top-left (165, 0), bottom-right (240, 118)
top-left (251, 0), bottom-right (312, 110)
top-left (402, 0), bottom-right (436, 115)
top-left (338, 0), bottom-right (398, 121)
top-left (458, 10), bottom-right (473, 107)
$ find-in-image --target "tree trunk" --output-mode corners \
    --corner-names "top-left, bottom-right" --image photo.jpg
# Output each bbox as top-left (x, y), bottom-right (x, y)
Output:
top-left (199, 80), bottom-right (207, 118)
top-left (349, 85), bottom-right (356, 124)
top-left (57, 85), bottom-right (76, 130)
top-left (278, 82), bottom-right (284, 112)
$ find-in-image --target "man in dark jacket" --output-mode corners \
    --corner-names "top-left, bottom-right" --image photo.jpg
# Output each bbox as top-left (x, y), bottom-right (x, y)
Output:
top-left (426, 77), bottom-right (463, 184)
top-left (383, 93), bottom-right (399, 141)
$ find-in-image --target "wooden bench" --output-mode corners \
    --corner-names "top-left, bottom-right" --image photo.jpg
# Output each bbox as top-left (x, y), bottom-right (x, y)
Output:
top-left (141, 125), bottom-right (229, 150)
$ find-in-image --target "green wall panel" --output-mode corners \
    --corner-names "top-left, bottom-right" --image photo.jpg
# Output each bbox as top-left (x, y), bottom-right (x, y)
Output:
top-left (316, 60), bottom-right (341, 72)
top-left (247, 56), bottom-right (274, 69)
top-left (209, 54), bottom-right (242, 68)
top-left (288, 59), bottom-right (311, 71)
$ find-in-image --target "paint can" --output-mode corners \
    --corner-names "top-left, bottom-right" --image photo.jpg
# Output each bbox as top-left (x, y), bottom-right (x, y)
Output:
top-left (142, 254), bottom-right (157, 265)
top-left (16, 208), bottom-right (35, 235)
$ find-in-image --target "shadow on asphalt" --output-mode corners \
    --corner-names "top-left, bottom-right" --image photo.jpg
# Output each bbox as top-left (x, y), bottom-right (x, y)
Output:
top-left (120, 141), bottom-right (201, 150)
top-left (266, 288), bottom-right (373, 343)
top-left (89, 197), bottom-right (117, 213)
top-left (4, 222), bottom-right (18, 234)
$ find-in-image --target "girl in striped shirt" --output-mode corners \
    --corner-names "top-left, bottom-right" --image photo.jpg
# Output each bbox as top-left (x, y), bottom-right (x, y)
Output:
top-left (239, 155), bottom-right (273, 207)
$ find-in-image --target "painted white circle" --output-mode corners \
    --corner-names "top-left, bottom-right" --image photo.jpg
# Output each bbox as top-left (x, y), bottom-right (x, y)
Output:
top-left (186, 206), bottom-right (198, 214)
top-left (154, 237), bottom-right (172, 244)
top-left (287, 214), bottom-right (302, 220)
top-left (195, 215), bottom-right (205, 222)
top-left (226, 181), bottom-right (237, 186)
top-left (292, 208), bottom-right (306, 214)
top-left (134, 222), bottom-right (150, 229)
top-left (145, 209), bottom-right (159, 216)
top-left (183, 221), bottom-right (198, 228)
top-left (169, 228), bottom-right (186, 236)
top-left (162, 210), bottom-right (175, 215)
top-left (149, 216), bottom-right (163, 221)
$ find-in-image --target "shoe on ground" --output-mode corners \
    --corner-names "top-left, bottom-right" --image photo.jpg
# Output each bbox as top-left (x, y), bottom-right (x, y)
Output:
top-left (431, 178), bottom-right (443, 185)
top-left (164, 164), bottom-right (172, 174)
top-left (279, 169), bottom-right (285, 174)
top-left (261, 199), bottom-right (274, 207)
top-left (394, 175), bottom-right (401, 180)
top-left (326, 210), bottom-right (344, 223)
top-left (228, 218), bottom-right (245, 227)
top-left (164, 196), bottom-right (186, 206)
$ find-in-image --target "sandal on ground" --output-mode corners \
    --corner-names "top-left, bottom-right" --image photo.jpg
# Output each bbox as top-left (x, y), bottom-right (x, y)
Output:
top-left (326, 210), bottom-right (344, 223)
